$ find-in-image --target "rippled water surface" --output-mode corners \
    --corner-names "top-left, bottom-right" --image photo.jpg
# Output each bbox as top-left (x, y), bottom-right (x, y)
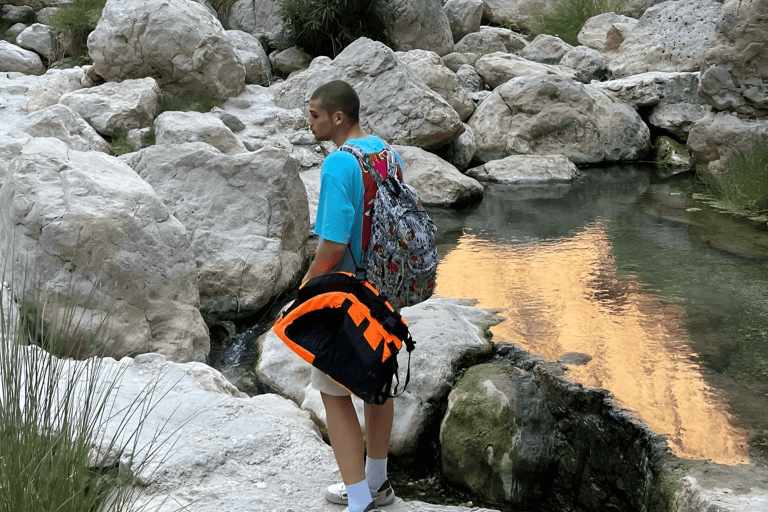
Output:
top-left (428, 165), bottom-right (768, 465)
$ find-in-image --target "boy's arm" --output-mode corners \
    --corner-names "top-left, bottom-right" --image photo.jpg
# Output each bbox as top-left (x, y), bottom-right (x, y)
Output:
top-left (301, 239), bottom-right (347, 285)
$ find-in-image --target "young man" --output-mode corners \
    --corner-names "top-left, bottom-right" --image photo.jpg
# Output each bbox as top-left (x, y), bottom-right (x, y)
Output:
top-left (304, 80), bottom-right (404, 512)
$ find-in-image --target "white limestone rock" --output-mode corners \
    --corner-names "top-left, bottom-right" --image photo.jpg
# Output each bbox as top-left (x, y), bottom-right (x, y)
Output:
top-left (474, 52), bottom-right (575, 89)
top-left (456, 63), bottom-right (485, 93)
top-left (154, 111), bottom-right (248, 155)
top-left (468, 75), bottom-right (651, 164)
top-left (270, 46), bottom-right (312, 76)
top-left (466, 154), bottom-right (579, 182)
top-left (444, 0), bottom-right (484, 42)
top-left (479, 25), bottom-right (528, 54)
top-left (256, 297), bottom-right (498, 457)
top-left (386, 0), bottom-right (454, 56)
top-left (396, 49), bottom-right (476, 121)
top-left (225, 0), bottom-right (283, 47)
top-left (87, 0), bottom-right (245, 100)
top-left (16, 23), bottom-right (56, 62)
top-left (577, 12), bottom-right (637, 52)
top-left (481, 0), bottom-right (559, 24)
top-left (444, 123), bottom-right (478, 170)
top-left (442, 51), bottom-right (480, 72)
top-left (26, 67), bottom-right (92, 113)
top-left (127, 142), bottom-right (310, 318)
top-left (454, 31), bottom-right (507, 56)
top-left (519, 34), bottom-right (573, 65)
top-left (608, 0), bottom-right (723, 78)
top-left (0, 137), bottom-right (209, 362)
top-left (393, 144), bottom-right (484, 206)
top-left (59, 77), bottom-right (161, 136)
top-left (560, 45), bottom-right (608, 84)
top-left (0, 40), bottom-right (45, 75)
top-left (227, 30), bottom-right (272, 86)
top-left (21, 103), bottom-right (111, 153)
top-left (272, 38), bottom-right (464, 150)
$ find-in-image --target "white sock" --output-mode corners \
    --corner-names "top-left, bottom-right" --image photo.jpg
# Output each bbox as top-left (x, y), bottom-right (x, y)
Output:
top-left (346, 479), bottom-right (373, 512)
top-left (365, 456), bottom-right (388, 491)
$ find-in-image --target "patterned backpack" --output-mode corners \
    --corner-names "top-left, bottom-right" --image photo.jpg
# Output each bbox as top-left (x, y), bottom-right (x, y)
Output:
top-left (340, 141), bottom-right (438, 309)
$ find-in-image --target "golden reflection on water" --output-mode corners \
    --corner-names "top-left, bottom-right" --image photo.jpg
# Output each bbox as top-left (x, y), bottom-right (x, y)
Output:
top-left (435, 224), bottom-right (749, 465)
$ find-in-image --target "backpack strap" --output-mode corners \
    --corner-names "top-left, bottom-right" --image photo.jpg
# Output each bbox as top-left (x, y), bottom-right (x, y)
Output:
top-left (339, 141), bottom-right (401, 186)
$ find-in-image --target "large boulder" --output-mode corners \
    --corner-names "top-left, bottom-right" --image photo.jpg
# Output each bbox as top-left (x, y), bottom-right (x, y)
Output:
top-left (396, 49), bottom-right (475, 121)
top-left (479, 26), bottom-right (528, 54)
top-left (608, 0), bottom-right (723, 78)
top-left (454, 31), bottom-right (507, 56)
top-left (475, 52), bottom-right (575, 89)
top-left (468, 75), bottom-right (651, 163)
top-left (59, 77), bottom-right (161, 136)
top-left (15, 23), bottom-right (56, 62)
top-left (466, 154), bottom-right (579, 182)
top-left (519, 34), bottom-right (573, 65)
top-left (0, 40), bottom-right (45, 75)
top-left (272, 38), bottom-right (464, 150)
top-left (588, 72), bottom-right (710, 140)
top-left (127, 142), bottom-right (309, 318)
top-left (577, 12), bottom-right (638, 52)
top-left (444, 123), bottom-right (478, 170)
top-left (559, 46), bottom-right (608, 84)
top-left (1, 4), bottom-right (34, 24)
top-left (225, 0), bottom-right (283, 48)
top-left (87, 0), bottom-right (245, 100)
top-left (385, 0), bottom-right (454, 56)
top-left (444, 0), bottom-right (485, 42)
top-left (153, 111), bottom-right (248, 155)
top-left (393, 145), bottom-right (484, 206)
top-left (686, 111), bottom-right (768, 181)
top-left (21, 104), bottom-right (111, 153)
top-left (25, 67), bottom-right (93, 113)
top-left (0, 137), bottom-right (209, 362)
top-left (698, 0), bottom-right (768, 119)
top-left (255, 298), bottom-right (498, 456)
top-left (226, 30), bottom-right (273, 86)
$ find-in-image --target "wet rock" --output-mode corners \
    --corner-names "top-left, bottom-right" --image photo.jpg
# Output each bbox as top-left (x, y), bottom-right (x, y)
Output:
top-left (468, 75), bottom-right (651, 164)
top-left (25, 67), bottom-right (93, 113)
top-left (272, 38), bottom-right (464, 150)
top-left (0, 137), bottom-right (209, 362)
top-left (16, 23), bottom-right (56, 62)
top-left (558, 352), bottom-right (592, 365)
top-left (519, 34), bottom-right (573, 65)
top-left (474, 52), bottom-right (575, 89)
top-left (88, 0), bottom-right (245, 100)
top-left (21, 104), bottom-right (111, 153)
top-left (698, 0), bottom-right (768, 119)
top-left (686, 111), bottom-right (768, 181)
top-left (154, 111), bottom-right (248, 155)
top-left (256, 297), bottom-right (498, 457)
top-left (578, 12), bottom-right (637, 52)
top-left (608, 0), bottom-right (723, 78)
top-left (59, 77), bottom-right (161, 137)
top-left (226, 0), bottom-right (283, 48)
top-left (467, 154), bottom-right (579, 183)
top-left (127, 142), bottom-right (309, 319)
top-left (444, 0), bottom-right (484, 42)
top-left (385, 0), bottom-right (454, 56)
top-left (396, 49), bottom-right (475, 121)
top-left (559, 45), bottom-right (608, 84)
top-left (393, 145), bottom-right (484, 206)
top-left (0, 40), bottom-right (45, 75)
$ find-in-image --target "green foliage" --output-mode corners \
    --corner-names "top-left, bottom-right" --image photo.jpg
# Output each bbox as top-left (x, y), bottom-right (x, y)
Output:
top-left (492, 17), bottom-right (528, 36)
top-left (209, 0), bottom-right (238, 21)
top-left (141, 127), bottom-right (156, 148)
top-left (0, 275), bottom-right (176, 512)
top-left (109, 130), bottom-right (136, 156)
top-left (527, 0), bottom-right (628, 46)
top-left (158, 94), bottom-right (223, 114)
top-left (45, 0), bottom-right (106, 32)
top-left (277, 0), bottom-right (393, 58)
top-left (709, 139), bottom-right (768, 216)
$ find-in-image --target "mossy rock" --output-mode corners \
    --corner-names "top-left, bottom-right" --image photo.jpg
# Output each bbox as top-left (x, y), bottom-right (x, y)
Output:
top-left (654, 136), bottom-right (691, 177)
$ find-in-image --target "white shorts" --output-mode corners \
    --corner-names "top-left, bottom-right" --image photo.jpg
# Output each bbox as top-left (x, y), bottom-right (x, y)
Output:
top-left (310, 366), bottom-right (352, 396)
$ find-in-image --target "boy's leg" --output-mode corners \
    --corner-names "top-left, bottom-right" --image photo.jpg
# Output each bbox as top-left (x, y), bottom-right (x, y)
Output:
top-left (322, 392), bottom-right (366, 484)
top-left (364, 398), bottom-right (394, 458)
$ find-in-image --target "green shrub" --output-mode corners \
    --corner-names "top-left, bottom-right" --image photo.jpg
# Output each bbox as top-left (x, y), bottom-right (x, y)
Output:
top-left (158, 94), bottom-right (223, 114)
top-left (0, 274), bottom-right (176, 512)
top-left (277, 0), bottom-right (393, 58)
top-left (46, 0), bottom-right (106, 58)
top-left (527, 0), bottom-right (628, 46)
top-left (141, 127), bottom-right (156, 148)
top-left (109, 130), bottom-right (136, 156)
top-left (709, 139), bottom-right (768, 216)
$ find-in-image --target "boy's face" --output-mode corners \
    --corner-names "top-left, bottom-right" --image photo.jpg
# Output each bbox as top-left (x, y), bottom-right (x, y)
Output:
top-left (307, 99), bottom-right (336, 142)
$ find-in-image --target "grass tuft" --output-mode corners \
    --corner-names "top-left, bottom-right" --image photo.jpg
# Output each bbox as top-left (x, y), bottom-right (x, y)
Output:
top-left (158, 94), bottom-right (223, 114)
top-left (527, 0), bottom-right (628, 46)
top-left (708, 139), bottom-right (768, 216)
top-left (109, 130), bottom-right (136, 156)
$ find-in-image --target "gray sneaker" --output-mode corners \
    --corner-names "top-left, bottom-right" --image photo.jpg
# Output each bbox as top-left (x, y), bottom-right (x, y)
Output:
top-left (325, 479), bottom-right (396, 507)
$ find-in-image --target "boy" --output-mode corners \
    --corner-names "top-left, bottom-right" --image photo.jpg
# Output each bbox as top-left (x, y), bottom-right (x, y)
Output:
top-left (303, 80), bottom-right (405, 512)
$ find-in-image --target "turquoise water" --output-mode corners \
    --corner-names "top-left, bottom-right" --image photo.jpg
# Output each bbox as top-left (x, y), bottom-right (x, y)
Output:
top-left (428, 165), bottom-right (768, 464)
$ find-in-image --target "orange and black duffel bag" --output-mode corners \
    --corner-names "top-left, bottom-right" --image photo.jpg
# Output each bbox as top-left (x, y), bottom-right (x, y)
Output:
top-left (272, 271), bottom-right (415, 405)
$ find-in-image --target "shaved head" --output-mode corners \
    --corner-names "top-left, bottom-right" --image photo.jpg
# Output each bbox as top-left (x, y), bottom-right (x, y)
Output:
top-left (310, 80), bottom-right (360, 124)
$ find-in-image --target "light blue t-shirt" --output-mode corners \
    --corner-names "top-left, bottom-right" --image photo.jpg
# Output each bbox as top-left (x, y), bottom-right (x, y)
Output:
top-left (314, 136), bottom-right (404, 274)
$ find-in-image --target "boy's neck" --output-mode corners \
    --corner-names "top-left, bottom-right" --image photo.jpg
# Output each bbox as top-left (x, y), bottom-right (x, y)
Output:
top-left (334, 124), bottom-right (368, 147)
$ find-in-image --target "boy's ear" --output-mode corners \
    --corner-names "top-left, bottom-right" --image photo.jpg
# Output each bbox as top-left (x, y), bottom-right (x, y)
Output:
top-left (332, 110), bottom-right (345, 126)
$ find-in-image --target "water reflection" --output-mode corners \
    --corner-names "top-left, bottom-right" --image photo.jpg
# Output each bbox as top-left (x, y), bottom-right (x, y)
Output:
top-left (435, 225), bottom-right (749, 465)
